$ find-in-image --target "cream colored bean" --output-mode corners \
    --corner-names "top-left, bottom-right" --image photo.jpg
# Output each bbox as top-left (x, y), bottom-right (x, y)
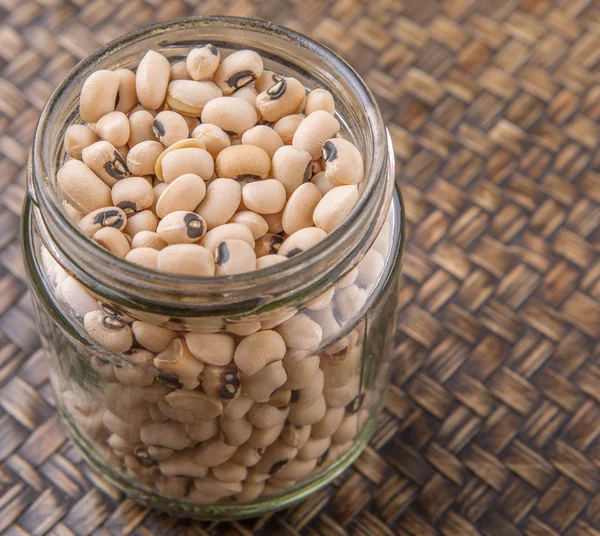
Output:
top-left (356, 249), bottom-right (385, 288)
top-left (290, 369), bottom-right (324, 409)
top-left (241, 179), bottom-right (286, 215)
top-left (186, 44), bottom-right (220, 80)
top-left (222, 395), bottom-right (253, 421)
top-left (126, 140), bottom-right (164, 176)
top-left (322, 138), bottom-right (364, 185)
top-left (111, 176), bottom-right (155, 214)
top-left (201, 223), bottom-right (254, 252)
top-left (234, 330), bottom-right (286, 376)
top-left (194, 178), bottom-right (241, 228)
top-left (255, 440), bottom-right (297, 475)
top-left (93, 227), bottom-right (131, 258)
top-left (78, 206), bottom-right (127, 237)
top-left (107, 434), bottom-right (134, 457)
top-left (166, 80), bottom-right (222, 116)
top-left (194, 475), bottom-right (242, 497)
top-left (82, 140), bottom-right (131, 186)
top-left (157, 211), bottom-right (207, 244)
top-left (292, 110), bottom-right (340, 159)
top-left (321, 346), bottom-right (361, 387)
top-left (215, 239), bottom-right (257, 275)
top-left (331, 412), bottom-right (361, 444)
top-left (95, 111), bottom-right (130, 147)
top-left (256, 76), bottom-right (306, 122)
top-left (201, 364), bottom-right (240, 400)
top-left (311, 170), bottom-right (336, 195)
top-left (311, 407), bottom-right (345, 439)
top-left (232, 444), bottom-right (263, 467)
top-left (80, 70), bottom-right (119, 122)
top-left (245, 469), bottom-right (270, 484)
top-left (114, 349), bottom-right (155, 387)
top-left (276, 457), bottom-right (317, 480)
top-left (152, 110), bottom-right (189, 147)
top-left (242, 361), bottom-right (288, 403)
top-left (254, 233), bottom-right (284, 257)
top-left (155, 139), bottom-right (214, 183)
top-left (195, 438), bottom-right (238, 467)
top-left (132, 320), bottom-right (176, 352)
top-left (305, 88), bottom-right (335, 115)
top-left (270, 388), bottom-right (291, 408)
top-left (268, 475), bottom-right (297, 490)
top-left (335, 284), bottom-right (368, 323)
top-left (123, 210), bottom-right (158, 237)
top-left (103, 410), bottom-right (141, 443)
top-left (229, 211), bottom-right (268, 240)
top-left (281, 423), bottom-right (311, 449)
top-left (170, 60), bottom-right (191, 81)
top-left (186, 419), bottom-right (219, 442)
top-left (216, 145), bottom-right (270, 182)
top-left (273, 114), bottom-right (304, 145)
top-left (213, 49), bottom-right (263, 95)
top-left (84, 310), bottom-right (133, 353)
top-left (248, 403), bottom-right (289, 429)
top-left (191, 123), bottom-right (231, 159)
top-left (288, 394), bottom-right (326, 426)
top-left (156, 401), bottom-right (197, 424)
top-left (140, 421), bottom-right (190, 450)
top-left (313, 185), bottom-right (359, 233)
top-left (156, 244), bottom-right (215, 276)
top-left (183, 333), bottom-right (234, 366)
top-left (282, 354), bottom-right (320, 390)
top-left (233, 85), bottom-right (261, 117)
top-left (241, 125), bottom-right (284, 158)
top-left (271, 145), bottom-right (312, 197)
top-left (57, 275), bottom-right (99, 319)
top-left (338, 266), bottom-right (358, 288)
top-left (212, 460), bottom-right (247, 483)
top-left (297, 436), bottom-right (331, 460)
top-left (128, 110), bottom-right (156, 147)
top-left (114, 68), bottom-right (137, 114)
top-left (279, 227), bottom-right (327, 258)
top-left (201, 97), bottom-right (258, 136)
top-left (156, 476), bottom-right (188, 499)
top-left (154, 339), bottom-right (204, 388)
top-left (166, 390), bottom-right (223, 421)
top-left (305, 287), bottom-right (335, 311)
top-left (130, 230), bottom-right (167, 250)
top-left (255, 70), bottom-right (279, 93)
top-left (220, 415), bottom-right (253, 447)
top-left (64, 124), bottom-right (99, 159)
top-left (136, 50), bottom-right (171, 110)
top-left (276, 313), bottom-right (323, 352)
top-left (256, 254), bottom-right (287, 269)
top-left (324, 377), bottom-right (360, 408)
top-left (248, 422), bottom-right (285, 449)
top-left (282, 182), bottom-right (322, 234)
top-left (159, 449), bottom-right (207, 478)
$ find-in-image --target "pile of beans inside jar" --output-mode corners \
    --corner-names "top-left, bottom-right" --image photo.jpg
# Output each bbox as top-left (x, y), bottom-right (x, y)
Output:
top-left (41, 44), bottom-right (393, 504)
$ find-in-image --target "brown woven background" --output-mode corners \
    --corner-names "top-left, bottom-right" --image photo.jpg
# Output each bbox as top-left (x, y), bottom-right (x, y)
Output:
top-left (0, 0), bottom-right (599, 534)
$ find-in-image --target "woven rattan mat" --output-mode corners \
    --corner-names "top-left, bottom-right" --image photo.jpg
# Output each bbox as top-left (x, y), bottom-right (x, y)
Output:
top-left (1, 0), bottom-right (600, 534)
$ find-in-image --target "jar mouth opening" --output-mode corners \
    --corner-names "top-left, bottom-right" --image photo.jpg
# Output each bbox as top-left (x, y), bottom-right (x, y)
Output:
top-left (31, 16), bottom-right (388, 292)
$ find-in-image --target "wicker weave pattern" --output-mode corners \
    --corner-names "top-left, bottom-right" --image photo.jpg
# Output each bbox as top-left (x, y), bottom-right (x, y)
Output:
top-left (1, 0), bottom-right (600, 534)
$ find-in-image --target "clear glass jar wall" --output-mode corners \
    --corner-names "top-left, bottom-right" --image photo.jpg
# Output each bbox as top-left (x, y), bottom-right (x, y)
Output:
top-left (23, 17), bottom-right (404, 519)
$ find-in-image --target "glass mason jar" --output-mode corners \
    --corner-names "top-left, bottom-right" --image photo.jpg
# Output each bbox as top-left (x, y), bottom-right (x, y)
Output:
top-left (22, 17), bottom-right (404, 519)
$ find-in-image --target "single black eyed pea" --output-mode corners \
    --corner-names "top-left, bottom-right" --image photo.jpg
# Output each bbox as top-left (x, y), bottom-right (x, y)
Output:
top-left (95, 111), bottom-right (130, 147)
top-left (254, 232), bottom-right (284, 258)
top-left (255, 440), bottom-right (298, 475)
top-left (130, 230), bottom-right (167, 250)
top-left (311, 407), bottom-right (345, 440)
top-left (229, 211), bottom-right (269, 240)
top-left (156, 400), bottom-right (197, 424)
top-left (292, 110), bottom-right (340, 159)
top-left (159, 449), bottom-right (208, 478)
top-left (220, 415), bottom-right (253, 447)
top-left (201, 223), bottom-right (255, 252)
top-left (282, 182), bottom-right (322, 235)
top-left (247, 421), bottom-right (285, 450)
top-left (273, 114), bottom-right (304, 145)
top-left (170, 60), bottom-right (191, 81)
top-left (56, 158), bottom-right (113, 214)
top-left (232, 85), bottom-right (261, 117)
top-left (186, 44), bottom-right (220, 80)
top-left (322, 138), bottom-right (364, 185)
top-left (242, 361), bottom-right (288, 403)
top-left (282, 354), bottom-right (320, 391)
top-left (287, 393), bottom-right (327, 426)
top-left (267, 476), bottom-right (297, 489)
top-left (233, 330), bottom-right (286, 376)
top-left (191, 123), bottom-right (231, 159)
top-left (271, 145), bottom-right (313, 197)
top-left (82, 140), bottom-right (131, 187)
top-left (245, 469), bottom-right (270, 483)
top-left (111, 176), bottom-right (155, 215)
top-left (241, 125), bottom-right (284, 159)
top-left (213, 49), bottom-right (263, 95)
top-left (201, 97), bottom-right (258, 137)
top-left (132, 320), bottom-right (177, 353)
top-left (263, 211), bottom-right (284, 234)
top-left (155, 476), bottom-right (188, 499)
top-left (334, 284), bottom-right (368, 323)
top-left (279, 227), bottom-right (327, 258)
top-left (281, 423), bottom-right (312, 449)
top-left (57, 275), bottom-right (100, 319)
top-left (195, 178), bottom-right (241, 229)
top-left (355, 248), bottom-right (385, 289)
top-left (305, 88), bottom-right (335, 116)
top-left (321, 346), bottom-right (361, 388)
top-left (64, 124), bottom-right (99, 159)
top-left (140, 421), bottom-right (191, 451)
top-left (114, 349), bottom-right (155, 387)
top-left (128, 110), bottom-right (156, 147)
top-left (256, 254), bottom-right (287, 269)
top-left (124, 247), bottom-right (159, 269)
top-left (222, 396), bottom-right (253, 422)
top-left (275, 458), bottom-right (318, 481)
top-left (242, 179), bottom-right (287, 215)
top-left (324, 377), bottom-right (360, 409)
top-left (156, 211), bottom-right (207, 245)
top-left (126, 140), bottom-right (165, 177)
top-left (136, 50), bottom-right (171, 110)
top-left (155, 174), bottom-right (206, 219)
top-left (186, 419), bottom-right (219, 442)
top-left (310, 171), bottom-right (336, 196)
top-left (123, 210), bottom-right (158, 237)
top-left (231, 443), bottom-right (263, 467)
top-left (194, 475), bottom-right (242, 498)
top-left (216, 145), bottom-right (270, 182)
top-left (202, 364), bottom-right (241, 400)
top-left (84, 310), bottom-right (133, 353)
top-left (103, 409), bottom-right (142, 443)
top-left (276, 313), bottom-right (323, 352)
top-left (212, 460), bottom-right (248, 483)
top-left (93, 227), bottom-right (131, 258)
top-left (166, 80), bottom-right (222, 116)
top-left (248, 403), bottom-right (289, 430)
top-left (156, 244), bottom-right (215, 276)
top-left (78, 206), bottom-right (127, 237)
top-left (338, 266), bottom-right (358, 288)
top-left (289, 369), bottom-right (324, 410)
top-left (313, 185), bottom-right (359, 233)
top-left (114, 68), bottom-right (137, 114)
top-left (79, 69), bottom-right (120, 122)
top-left (195, 438), bottom-right (238, 467)
top-left (297, 436), bottom-right (331, 461)
top-left (184, 333), bottom-right (234, 366)
top-left (152, 110), bottom-right (189, 147)
top-left (255, 70), bottom-right (279, 93)
top-left (256, 76), bottom-right (306, 122)
top-left (155, 139), bottom-right (214, 183)
top-left (165, 390), bottom-right (223, 422)
top-left (215, 239), bottom-right (257, 275)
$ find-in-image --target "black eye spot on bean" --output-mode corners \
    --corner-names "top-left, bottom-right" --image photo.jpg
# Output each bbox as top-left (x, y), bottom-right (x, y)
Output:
top-left (223, 129), bottom-right (238, 136)
top-left (208, 44), bottom-right (218, 56)
top-left (322, 141), bottom-right (337, 162)
top-left (286, 247), bottom-right (302, 258)
top-left (94, 209), bottom-right (123, 228)
top-left (152, 120), bottom-right (165, 137)
top-left (345, 393), bottom-right (365, 414)
top-left (102, 316), bottom-right (124, 330)
top-left (220, 369), bottom-right (240, 399)
top-left (268, 458), bottom-right (289, 474)
top-left (104, 151), bottom-right (131, 180)
top-left (115, 92), bottom-right (120, 108)
top-left (316, 448), bottom-right (329, 466)
top-left (269, 235), bottom-right (285, 254)
top-left (157, 371), bottom-right (184, 390)
top-left (117, 200), bottom-right (137, 214)
top-left (236, 173), bottom-right (261, 183)
top-left (290, 389), bottom-right (300, 403)
top-left (267, 78), bottom-right (287, 100)
top-left (226, 70), bottom-right (255, 89)
top-left (303, 160), bottom-right (312, 183)
top-left (184, 213), bottom-right (205, 239)
top-left (215, 241), bottom-right (230, 265)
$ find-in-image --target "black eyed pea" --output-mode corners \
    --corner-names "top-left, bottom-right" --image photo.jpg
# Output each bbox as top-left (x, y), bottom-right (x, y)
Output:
top-left (103, 410), bottom-right (142, 443)
top-left (130, 230), bottom-right (167, 250)
top-left (242, 179), bottom-right (287, 215)
top-left (256, 254), bottom-right (287, 269)
top-left (267, 476), bottom-right (297, 489)
top-left (338, 266), bottom-right (358, 288)
top-left (166, 80), bottom-right (222, 116)
top-left (311, 170), bottom-right (336, 196)
top-left (78, 206), bottom-right (127, 238)
top-left (212, 460), bottom-right (248, 483)
top-left (129, 104), bottom-right (158, 116)
top-left (140, 383), bottom-right (171, 404)
top-left (79, 69), bottom-right (120, 122)
top-left (241, 125), bottom-right (284, 159)
top-left (292, 110), bottom-right (340, 159)
top-left (282, 182), bottom-right (322, 235)
top-left (95, 111), bottom-right (130, 147)
top-left (254, 232), bottom-right (284, 258)
top-left (213, 49), bottom-right (263, 95)
top-left (186, 419), bottom-right (219, 442)
top-left (222, 395), bottom-right (253, 421)
top-left (255, 440), bottom-right (298, 475)
top-left (324, 377), bottom-right (360, 409)
top-left (156, 211), bottom-right (207, 245)
top-left (271, 145), bottom-right (312, 197)
top-left (305, 287), bottom-right (335, 311)
top-left (276, 313), bottom-right (323, 352)
top-left (220, 415), bottom-right (253, 447)
top-left (93, 227), bottom-right (131, 258)
top-left (247, 421), bottom-right (285, 449)
top-left (152, 110), bottom-right (189, 147)
top-left (246, 469), bottom-right (270, 483)
top-left (140, 421), bottom-right (191, 451)
top-left (216, 145), bottom-right (270, 182)
top-left (155, 173), bottom-right (207, 219)
top-left (114, 68), bottom-right (137, 114)
top-left (186, 44), bottom-right (220, 80)
top-left (321, 346), bottom-right (361, 388)
top-left (111, 176), bottom-right (155, 215)
top-left (194, 475), bottom-right (242, 498)
top-left (82, 140), bottom-right (131, 187)
top-left (229, 211), bottom-right (269, 240)
top-left (136, 50), bottom-right (171, 110)
top-left (275, 458), bottom-right (318, 480)
top-left (334, 284), bottom-right (368, 323)
top-left (297, 436), bottom-right (331, 461)
top-left (155, 139), bottom-right (214, 183)
top-left (305, 88), bottom-right (335, 116)
top-left (159, 449), bottom-right (208, 478)
top-left (155, 476), bottom-right (188, 499)
top-left (310, 407), bottom-right (345, 440)
top-left (156, 400), bottom-right (197, 424)
top-left (215, 239), bottom-right (257, 275)
top-left (57, 275), bottom-right (100, 319)
top-left (232, 444), bottom-right (263, 467)
top-left (132, 320), bottom-right (177, 353)
top-left (331, 411), bottom-right (366, 444)
top-left (123, 210), bottom-right (158, 237)
top-left (256, 76), bottom-right (306, 122)
top-left (154, 338), bottom-right (204, 389)
top-left (194, 178), bottom-right (241, 229)
top-left (263, 211), bottom-right (284, 234)
top-left (128, 110), bottom-right (156, 147)
top-left (84, 310), bottom-right (133, 353)
top-left (170, 60), bottom-right (191, 81)
top-left (149, 404), bottom-right (168, 423)
top-left (322, 138), bottom-right (364, 185)
top-left (279, 227), bottom-right (327, 258)
top-left (126, 140), bottom-right (165, 177)
top-left (282, 354), bottom-right (320, 391)
top-left (269, 388), bottom-right (291, 408)
top-left (312, 185), bottom-right (359, 233)
top-left (184, 333), bottom-right (235, 366)
top-left (202, 364), bottom-right (241, 400)
top-left (255, 70), bottom-right (279, 93)
top-left (290, 368), bottom-right (324, 410)
top-left (201, 223), bottom-right (255, 253)
top-left (165, 390), bottom-right (223, 422)
top-left (64, 124), bottom-right (99, 159)
top-left (281, 423), bottom-right (312, 449)
top-left (287, 393), bottom-right (327, 426)
top-left (233, 330), bottom-right (286, 376)
top-left (273, 114), bottom-right (304, 145)
top-left (355, 249), bottom-right (385, 289)
top-left (114, 349), bottom-right (155, 387)
top-left (195, 438), bottom-right (238, 467)
top-left (156, 244), bottom-right (215, 276)
top-left (191, 123), bottom-right (231, 159)
top-left (201, 97), bottom-right (258, 137)
top-left (259, 307), bottom-right (298, 330)
top-left (107, 434), bottom-right (135, 457)
top-left (233, 85), bottom-right (261, 117)
top-left (57, 160), bottom-right (112, 214)
top-left (242, 361), bottom-right (288, 403)
top-left (247, 403), bottom-right (289, 429)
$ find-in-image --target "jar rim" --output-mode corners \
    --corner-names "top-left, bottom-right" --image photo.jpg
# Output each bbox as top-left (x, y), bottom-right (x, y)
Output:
top-left (30, 16), bottom-right (392, 310)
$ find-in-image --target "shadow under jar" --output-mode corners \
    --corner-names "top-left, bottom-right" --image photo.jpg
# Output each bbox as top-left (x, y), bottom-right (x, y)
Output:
top-left (22, 16), bottom-right (405, 520)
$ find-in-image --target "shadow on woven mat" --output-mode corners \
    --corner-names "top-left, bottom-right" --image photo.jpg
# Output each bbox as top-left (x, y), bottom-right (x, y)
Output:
top-left (0, 0), bottom-right (599, 535)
